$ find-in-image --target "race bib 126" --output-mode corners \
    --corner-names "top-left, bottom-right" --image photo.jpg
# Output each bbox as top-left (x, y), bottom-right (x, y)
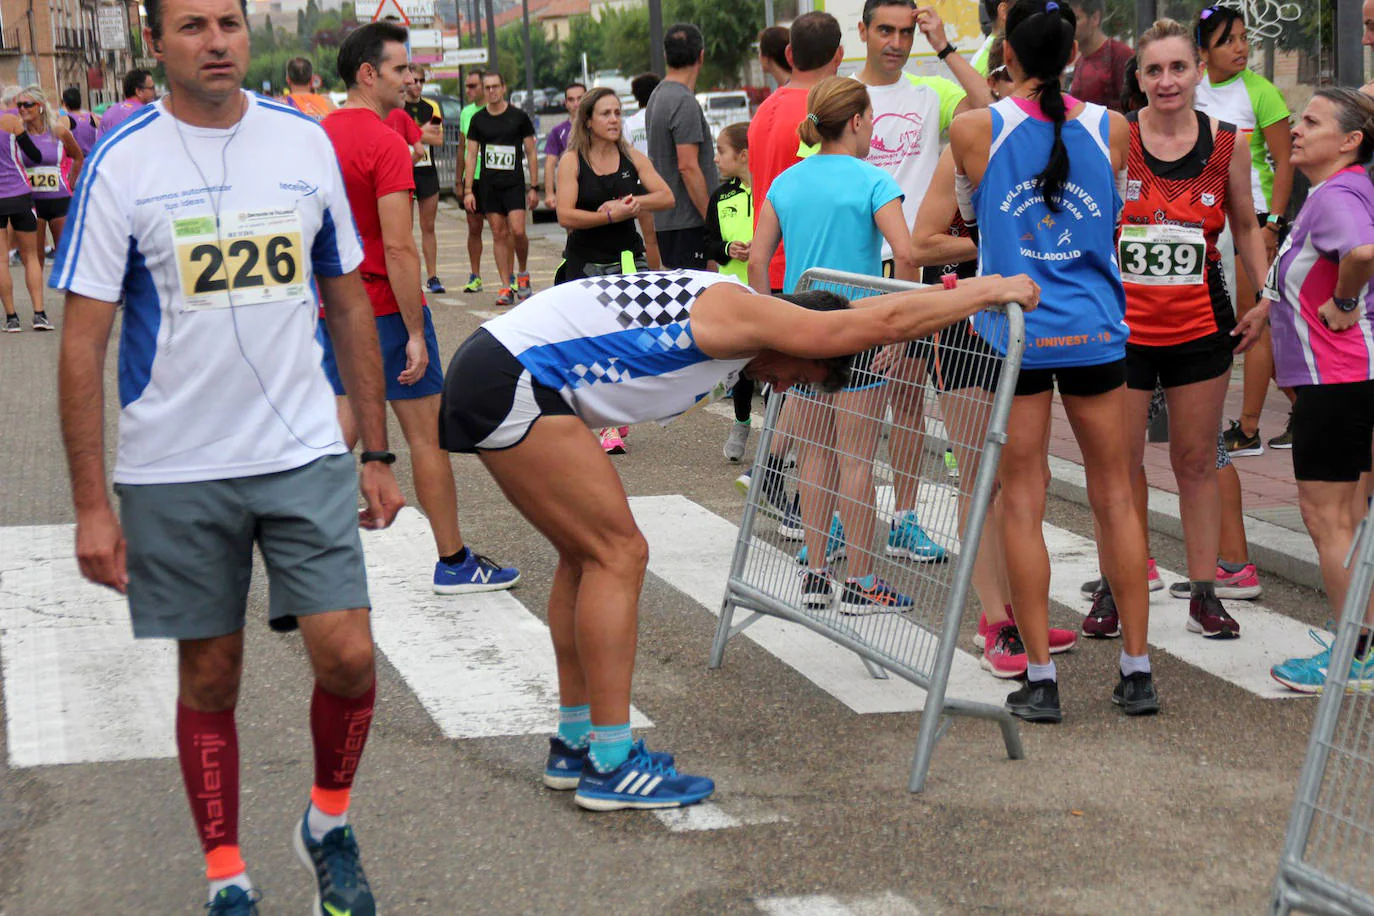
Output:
top-left (27, 166), bottom-right (59, 192)
top-left (172, 209), bottom-right (306, 311)
top-left (1118, 224), bottom-right (1206, 287)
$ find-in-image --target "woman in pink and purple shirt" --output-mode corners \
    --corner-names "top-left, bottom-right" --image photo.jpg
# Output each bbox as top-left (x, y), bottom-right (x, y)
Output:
top-left (1234, 88), bottom-right (1374, 693)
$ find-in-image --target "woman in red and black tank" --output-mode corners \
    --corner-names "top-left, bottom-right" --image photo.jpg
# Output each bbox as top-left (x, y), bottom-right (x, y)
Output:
top-left (1119, 19), bottom-right (1269, 634)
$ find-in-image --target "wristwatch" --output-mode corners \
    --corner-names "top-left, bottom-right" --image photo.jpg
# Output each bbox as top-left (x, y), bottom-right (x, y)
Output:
top-left (360, 450), bottom-right (397, 465)
top-left (1334, 296), bottom-right (1361, 313)
top-left (1264, 213), bottom-right (1289, 233)
top-left (937, 43), bottom-right (958, 61)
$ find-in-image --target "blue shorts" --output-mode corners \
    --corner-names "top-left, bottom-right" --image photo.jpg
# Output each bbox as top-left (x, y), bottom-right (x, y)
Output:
top-left (319, 307), bottom-right (445, 401)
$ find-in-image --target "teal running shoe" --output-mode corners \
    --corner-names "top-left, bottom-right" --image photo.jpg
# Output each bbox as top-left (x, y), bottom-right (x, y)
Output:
top-left (885, 513), bottom-right (948, 563)
top-left (1271, 630), bottom-right (1374, 695)
top-left (796, 515), bottom-right (845, 565)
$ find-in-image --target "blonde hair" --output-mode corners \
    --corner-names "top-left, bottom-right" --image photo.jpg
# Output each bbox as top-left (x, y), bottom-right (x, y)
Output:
top-left (17, 85), bottom-right (55, 133)
top-left (1136, 18), bottom-right (1197, 62)
top-left (569, 86), bottom-right (629, 160)
top-left (797, 76), bottom-right (869, 147)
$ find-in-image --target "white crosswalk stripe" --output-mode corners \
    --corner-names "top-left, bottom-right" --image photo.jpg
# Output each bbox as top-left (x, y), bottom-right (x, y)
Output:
top-left (753, 892), bottom-right (923, 915)
top-left (360, 507), bottom-right (653, 738)
top-left (0, 526), bottom-right (175, 767)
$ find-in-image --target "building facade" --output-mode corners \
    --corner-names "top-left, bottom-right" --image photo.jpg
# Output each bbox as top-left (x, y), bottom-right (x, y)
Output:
top-left (0, 0), bottom-right (144, 108)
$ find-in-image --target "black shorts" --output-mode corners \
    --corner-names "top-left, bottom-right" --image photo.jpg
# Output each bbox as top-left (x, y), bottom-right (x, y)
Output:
top-left (903, 320), bottom-right (1003, 392)
top-left (1125, 332), bottom-right (1233, 391)
top-left (33, 196), bottom-right (68, 221)
top-left (1292, 380), bottom-right (1374, 482)
top-left (554, 251), bottom-right (648, 285)
top-left (440, 327), bottom-right (576, 454)
top-left (0, 193), bottom-right (36, 232)
top-left (656, 227), bottom-right (707, 269)
top-left (414, 167), bottom-right (440, 200)
top-left (478, 182), bottom-right (526, 216)
top-left (1015, 359), bottom-right (1126, 398)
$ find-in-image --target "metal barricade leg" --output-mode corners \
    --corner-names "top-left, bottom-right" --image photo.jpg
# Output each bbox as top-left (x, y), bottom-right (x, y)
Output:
top-left (1271, 511), bottom-right (1374, 915)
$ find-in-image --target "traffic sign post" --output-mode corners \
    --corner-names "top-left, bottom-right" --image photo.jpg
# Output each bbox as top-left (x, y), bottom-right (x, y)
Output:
top-left (441, 48), bottom-right (489, 66)
top-left (356, 0), bottom-right (434, 21)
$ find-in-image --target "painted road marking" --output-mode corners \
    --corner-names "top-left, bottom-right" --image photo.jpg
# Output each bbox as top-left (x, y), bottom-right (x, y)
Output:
top-left (652, 799), bottom-right (788, 832)
top-left (629, 495), bottom-right (1010, 714)
top-left (361, 507), bottom-right (651, 739)
top-left (754, 892), bottom-right (923, 915)
top-left (0, 526), bottom-right (175, 767)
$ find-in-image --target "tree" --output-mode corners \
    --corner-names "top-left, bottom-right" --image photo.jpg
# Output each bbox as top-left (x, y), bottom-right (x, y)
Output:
top-left (556, 14), bottom-right (601, 85)
top-left (496, 20), bottom-right (559, 92)
top-left (664, 0), bottom-right (764, 88)
top-left (597, 5), bottom-right (651, 78)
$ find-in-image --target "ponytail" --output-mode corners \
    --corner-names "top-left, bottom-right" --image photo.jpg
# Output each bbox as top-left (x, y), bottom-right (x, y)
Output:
top-left (1006, 0), bottom-right (1077, 211)
top-left (797, 76), bottom-right (870, 147)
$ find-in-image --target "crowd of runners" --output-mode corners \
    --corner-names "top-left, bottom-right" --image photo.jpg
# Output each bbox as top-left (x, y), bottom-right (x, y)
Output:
top-left (5, 0), bottom-right (1370, 910)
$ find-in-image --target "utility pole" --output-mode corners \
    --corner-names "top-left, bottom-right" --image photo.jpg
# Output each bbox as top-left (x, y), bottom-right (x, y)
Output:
top-left (649, 0), bottom-right (664, 76)
top-left (1337, 0), bottom-right (1362, 86)
top-left (484, 0), bottom-right (496, 77)
top-left (521, 0), bottom-right (535, 112)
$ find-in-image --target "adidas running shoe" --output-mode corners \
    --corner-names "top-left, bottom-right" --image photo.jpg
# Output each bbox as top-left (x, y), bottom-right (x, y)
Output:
top-left (293, 808), bottom-right (376, 916)
top-left (1271, 630), bottom-right (1374, 694)
top-left (574, 740), bottom-right (714, 811)
top-left (839, 575), bottom-right (914, 615)
top-left (885, 513), bottom-right (948, 562)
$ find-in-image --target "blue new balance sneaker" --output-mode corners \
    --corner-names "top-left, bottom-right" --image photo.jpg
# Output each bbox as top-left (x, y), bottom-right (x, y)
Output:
top-left (796, 515), bottom-right (845, 565)
top-left (1271, 630), bottom-right (1374, 694)
top-left (885, 513), bottom-right (948, 563)
top-left (206, 886), bottom-right (260, 915)
top-left (574, 740), bottom-right (714, 811)
top-left (293, 808), bottom-right (376, 916)
top-left (433, 549), bottom-right (521, 595)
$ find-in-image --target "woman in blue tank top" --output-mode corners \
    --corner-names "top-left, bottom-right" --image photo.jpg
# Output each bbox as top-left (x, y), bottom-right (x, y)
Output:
top-left (950, 0), bottom-right (1156, 722)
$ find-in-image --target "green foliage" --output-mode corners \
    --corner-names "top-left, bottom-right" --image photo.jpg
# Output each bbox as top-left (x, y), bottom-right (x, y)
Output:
top-left (496, 20), bottom-right (560, 90)
top-left (665, 0), bottom-right (764, 88)
top-left (244, 45), bottom-right (344, 96)
top-left (596, 6), bottom-right (652, 78)
top-left (557, 14), bottom-right (602, 84)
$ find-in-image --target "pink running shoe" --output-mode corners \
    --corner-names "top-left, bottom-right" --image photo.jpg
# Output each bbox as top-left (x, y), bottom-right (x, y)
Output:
top-left (1215, 563), bottom-right (1262, 600)
top-left (599, 428), bottom-right (626, 454)
top-left (1147, 557), bottom-right (1163, 592)
top-left (981, 623), bottom-right (1028, 679)
top-left (617, 426), bottom-right (630, 438)
top-left (976, 606), bottom-right (1077, 654)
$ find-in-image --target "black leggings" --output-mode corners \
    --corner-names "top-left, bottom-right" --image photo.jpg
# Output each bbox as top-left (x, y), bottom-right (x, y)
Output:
top-left (733, 376), bottom-right (755, 423)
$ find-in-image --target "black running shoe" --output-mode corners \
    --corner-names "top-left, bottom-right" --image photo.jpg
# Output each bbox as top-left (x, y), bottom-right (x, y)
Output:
top-left (1112, 670), bottom-right (1161, 716)
top-left (293, 809), bottom-right (376, 916)
top-left (1223, 419), bottom-right (1263, 457)
top-left (1006, 678), bottom-right (1062, 723)
top-left (800, 567), bottom-right (833, 609)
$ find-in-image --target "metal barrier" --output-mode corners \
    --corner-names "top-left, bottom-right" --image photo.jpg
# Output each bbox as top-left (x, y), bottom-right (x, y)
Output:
top-left (709, 268), bottom-right (1027, 792)
top-left (1272, 508), bottom-right (1374, 915)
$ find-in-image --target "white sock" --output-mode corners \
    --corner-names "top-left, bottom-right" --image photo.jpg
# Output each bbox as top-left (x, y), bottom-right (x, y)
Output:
top-left (1120, 651), bottom-right (1151, 676)
top-left (307, 802), bottom-right (348, 842)
top-left (208, 872), bottom-right (252, 902)
top-left (1027, 660), bottom-right (1056, 682)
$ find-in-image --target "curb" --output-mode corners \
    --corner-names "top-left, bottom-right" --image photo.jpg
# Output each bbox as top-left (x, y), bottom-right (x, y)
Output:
top-left (1046, 455), bottom-right (1323, 593)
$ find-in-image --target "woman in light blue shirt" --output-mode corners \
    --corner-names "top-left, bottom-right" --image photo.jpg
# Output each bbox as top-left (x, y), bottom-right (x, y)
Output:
top-left (750, 76), bottom-right (918, 615)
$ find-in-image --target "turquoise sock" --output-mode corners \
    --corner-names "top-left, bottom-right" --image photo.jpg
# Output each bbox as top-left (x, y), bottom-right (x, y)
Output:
top-left (557, 704), bottom-right (591, 748)
top-left (588, 722), bottom-right (633, 773)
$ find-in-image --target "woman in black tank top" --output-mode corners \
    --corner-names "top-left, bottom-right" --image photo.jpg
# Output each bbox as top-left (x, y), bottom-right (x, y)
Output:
top-left (554, 87), bottom-right (674, 285)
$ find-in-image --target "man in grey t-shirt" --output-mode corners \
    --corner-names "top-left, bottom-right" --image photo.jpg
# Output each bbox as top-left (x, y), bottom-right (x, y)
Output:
top-left (645, 23), bottom-right (719, 269)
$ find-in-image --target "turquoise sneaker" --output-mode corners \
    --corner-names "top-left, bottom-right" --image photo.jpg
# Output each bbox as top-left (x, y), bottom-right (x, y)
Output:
top-left (1271, 630), bottom-right (1374, 694)
top-left (796, 515), bottom-right (845, 565)
top-left (885, 512), bottom-right (949, 563)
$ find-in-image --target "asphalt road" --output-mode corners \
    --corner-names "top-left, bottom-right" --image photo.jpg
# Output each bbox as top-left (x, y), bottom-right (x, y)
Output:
top-left (0, 206), bottom-right (1340, 915)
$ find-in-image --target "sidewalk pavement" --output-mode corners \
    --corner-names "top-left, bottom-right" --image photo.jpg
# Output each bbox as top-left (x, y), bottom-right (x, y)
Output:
top-left (1046, 361), bottom-right (1322, 590)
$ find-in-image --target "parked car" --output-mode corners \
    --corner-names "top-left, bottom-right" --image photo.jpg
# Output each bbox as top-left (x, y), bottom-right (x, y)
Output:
top-left (419, 91), bottom-right (465, 199)
top-left (696, 90), bottom-right (751, 140)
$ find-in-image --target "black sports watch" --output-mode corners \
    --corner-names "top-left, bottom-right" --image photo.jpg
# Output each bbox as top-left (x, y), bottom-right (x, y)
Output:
top-left (937, 43), bottom-right (959, 61)
top-left (1334, 296), bottom-right (1361, 313)
top-left (360, 450), bottom-right (397, 465)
